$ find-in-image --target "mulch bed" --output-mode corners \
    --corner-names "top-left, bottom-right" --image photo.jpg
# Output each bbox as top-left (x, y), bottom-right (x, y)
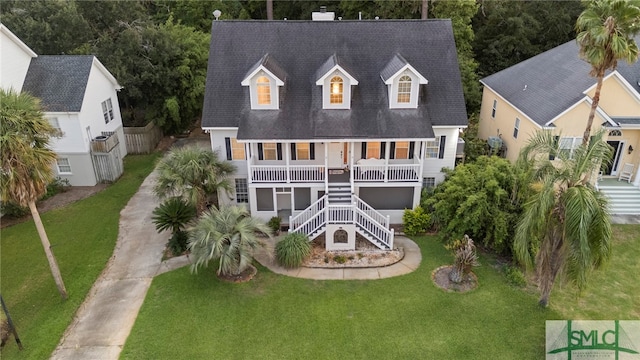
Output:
top-left (432, 265), bottom-right (478, 293)
top-left (216, 265), bottom-right (257, 283)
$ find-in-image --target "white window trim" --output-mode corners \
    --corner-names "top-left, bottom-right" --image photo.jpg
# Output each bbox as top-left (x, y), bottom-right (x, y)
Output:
top-left (513, 118), bottom-right (520, 139)
top-left (492, 99), bottom-right (497, 118)
top-left (56, 158), bottom-right (72, 174)
top-left (102, 99), bottom-right (114, 124)
top-left (241, 69), bottom-right (283, 110)
top-left (425, 138), bottom-right (440, 159)
top-left (316, 66), bottom-right (358, 110)
top-left (559, 137), bottom-right (581, 159)
top-left (235, 178), bottom-right (249, 204)
top-left (296, 143), bottom-right (311, 160)
top-left (231, 138), bottom-right (245, 160)
top-left (385, 66), bottom-right (427, 109)
top-left (394, 141), bottom-right (410, 159)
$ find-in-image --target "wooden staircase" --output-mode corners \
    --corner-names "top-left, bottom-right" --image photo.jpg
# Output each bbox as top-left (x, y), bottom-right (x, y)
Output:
top-left (598, 182), bottom-right (640, 215)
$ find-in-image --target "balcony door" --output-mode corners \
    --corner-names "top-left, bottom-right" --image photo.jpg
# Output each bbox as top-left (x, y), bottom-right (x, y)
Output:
top-left (328, 142), bottom-right (346, 169)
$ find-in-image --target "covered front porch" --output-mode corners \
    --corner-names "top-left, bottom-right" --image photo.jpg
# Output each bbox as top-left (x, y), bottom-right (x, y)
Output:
top-left (245, 140), bottom-right (426, 185)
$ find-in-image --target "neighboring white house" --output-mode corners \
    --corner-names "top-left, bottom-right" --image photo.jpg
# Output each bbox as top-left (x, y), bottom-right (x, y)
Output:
top-left (0, 23), bottom-right (127, 186)
top-left (201, 18), bottom-right (468, 250)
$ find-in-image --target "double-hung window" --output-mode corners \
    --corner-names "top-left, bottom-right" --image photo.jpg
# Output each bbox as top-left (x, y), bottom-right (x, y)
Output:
top-left (491, 99), bottom-right (497, 118)
top-left (102, 99), bottom-right (114, 124)
top-left (513, 117), bottom-right (520, 139)
top-left (366, 142), bottom-right (381, 159)
top-left (425, 138), bottom-right (440, 159)
top-left (235, 178), bottom-right (248, 203)
top-left (559, 137), bottom-right (581, 159)
top-left (394, 141), bottom-right (410, 159)
top-left (296, 143), bottom-right (310, 160)
top-left (56, 158), bottom-right (72, 174)
top-left (330, 76), bottom-right (343, 104)
top-left (256, 76), bottom-right (271, 105)
top-left (262, 143), bottom-right (277, 160)
top-left (397, 75), bottom-right (412, 103)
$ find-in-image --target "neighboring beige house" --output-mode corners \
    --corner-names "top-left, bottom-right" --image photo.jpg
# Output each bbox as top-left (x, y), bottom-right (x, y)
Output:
top-left (478, 36), bottom-right (640, 215)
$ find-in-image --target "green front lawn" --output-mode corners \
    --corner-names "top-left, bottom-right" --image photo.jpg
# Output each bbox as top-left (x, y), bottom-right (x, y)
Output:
top-left (122, 225), bottom-right (639, 359)
top-left (0, 152), bottom-right (161, 359)
top-left (121, 236), bottom-right (561, 359)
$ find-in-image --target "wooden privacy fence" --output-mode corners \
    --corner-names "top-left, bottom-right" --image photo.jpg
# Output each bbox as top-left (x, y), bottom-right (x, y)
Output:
top-left (123, 122), bottom-right (162, 154)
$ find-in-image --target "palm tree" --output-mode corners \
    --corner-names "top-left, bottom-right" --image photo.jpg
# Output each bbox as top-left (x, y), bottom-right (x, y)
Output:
top-left (0, 89), bottom-right (68, 299)
top-left (576, 0), bottom-right (640, 145)
top-left (153, 146), bottom-right (235, 214)
top-left (514, 130), bottom-right (613, 307)
top-left (189, 206), bottom-right (272, 277)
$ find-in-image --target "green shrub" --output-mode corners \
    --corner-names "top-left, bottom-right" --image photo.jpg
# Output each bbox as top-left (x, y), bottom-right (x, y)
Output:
top-left (504, 266), bottom-right (526, 287)
top-left (167, 230), bottom-right (189, 256)
top-left (1, 202), bottom-right (29, 218)
top-left (268, 216), bottom-right (282, 233)
top-left (334, 255), bottom-right (347, 264)
top-left (42, 177), bottom-right (70, 200)
top-left (152, 197), bottom-right (196, 234)
top-left (402, 206), bottom-right (431, 236)
top-left (275, 232), bottom-right (311, 268)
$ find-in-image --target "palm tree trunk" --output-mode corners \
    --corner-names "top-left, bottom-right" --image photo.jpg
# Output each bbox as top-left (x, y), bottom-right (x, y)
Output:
top-left (28, 201), bottom-right (68, 300)
top-left (583, 73), bottom-right (604, 145)
top-left (537, 229), bottom-right (564, 307)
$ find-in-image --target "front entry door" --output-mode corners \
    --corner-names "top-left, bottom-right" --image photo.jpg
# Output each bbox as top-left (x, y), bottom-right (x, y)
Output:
top-left (603, 141), bottom-right (624, 176)
top-left (328, 142), bottom-right (344, 169)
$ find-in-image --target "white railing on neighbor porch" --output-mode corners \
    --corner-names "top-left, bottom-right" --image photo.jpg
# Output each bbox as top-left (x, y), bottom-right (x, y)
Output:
top-left (289, 195), bottom-right (394, 249)
top-left (251, 164), bottom-right (325, 183)
top-left (352, 163), bottom-right (420, 182)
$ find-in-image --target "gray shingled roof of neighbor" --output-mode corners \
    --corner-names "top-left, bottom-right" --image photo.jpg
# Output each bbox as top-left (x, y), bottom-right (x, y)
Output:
top-left (21, 55), bottom-right (95, 112)
top-left (613, 117), bottom-right (640, 125)
top-left (481, 35), bottom-right (640, 127)
top-left (202, 20), bottom-right (468, 141)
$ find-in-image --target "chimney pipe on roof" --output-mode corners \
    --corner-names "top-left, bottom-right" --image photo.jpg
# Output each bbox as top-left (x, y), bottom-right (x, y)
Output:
top-left (320, 6), bottom-right (327, 13)
top-left (312, 6), bottom-right (335, 21)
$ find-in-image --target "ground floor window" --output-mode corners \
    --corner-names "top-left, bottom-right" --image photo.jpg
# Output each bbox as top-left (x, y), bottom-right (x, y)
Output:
top-left (56, 158), bottom-right (72, 174)
top-left (256, 188), bottom-right (274, 211)
top-left (422, 177), bottom-right (436, 189)
top-left (235, 178), bottom-right (248, 203)
top-left (425, 138), bottom-right (440, 158)
top-left (559, 137), bottom-right (581, 159)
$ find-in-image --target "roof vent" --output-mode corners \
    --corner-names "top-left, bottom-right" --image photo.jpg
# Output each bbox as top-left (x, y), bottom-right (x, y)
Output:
top-left (312, 6), bottom-right (335, 21)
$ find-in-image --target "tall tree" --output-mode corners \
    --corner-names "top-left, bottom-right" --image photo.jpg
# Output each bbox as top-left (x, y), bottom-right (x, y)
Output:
top-left (153, 146), bottom-right (235, 214)
top-left (514, 130), bottom-right (613, 307)
top-left (576, 0), bottom-right (640, 145)
top-left (0, 89), bottom-right (68, 299)
top-left (189, 206), bottom-right (272, 277)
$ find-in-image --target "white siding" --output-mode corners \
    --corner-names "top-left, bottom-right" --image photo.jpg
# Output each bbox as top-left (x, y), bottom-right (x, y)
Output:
top-left (209, 129), bottom-right (249, 177)
top-left (46, 113), bottom-right (86, 153)
top-left (78, 60), bottom-right (127, 157)
top-left (0, 26), bottom-right (36, 92)
top-left (422, 127), bottom-right (460, 184)
top-left (52, 152), bottom-right (97, 186)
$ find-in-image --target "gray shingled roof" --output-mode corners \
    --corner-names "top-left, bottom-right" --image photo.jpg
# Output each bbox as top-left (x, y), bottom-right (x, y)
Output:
top-left (380, 54), bottom-right (409, 82)
top-left (243, 53), bottom-right (288, 83)
top-left (613, 117), bottom-right (640, 125)
top-left (21, 55), bottom-right (94, 112)
top-left (481, 36), bottom-right (640, 126)
top-left (202, 20), bottom-right (468, 140)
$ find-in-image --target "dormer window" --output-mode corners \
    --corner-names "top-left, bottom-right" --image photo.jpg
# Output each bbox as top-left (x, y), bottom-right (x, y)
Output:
top-left (330, 76), bottom-right (344, 104)
top-left (397, 76), bottom-right (412, 103)
top-left (241, 54), bottom-right (286, 110)
top-left (316, 54), bottom-right (358, 110)
top-left (380, 54), bottom-right (428, 109)
top-left (257, 76), bottom-right (271, 105)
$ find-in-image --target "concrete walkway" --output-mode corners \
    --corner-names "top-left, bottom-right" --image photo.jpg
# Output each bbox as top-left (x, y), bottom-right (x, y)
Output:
top-left (253, 236), bottom-right (422, 280)
top-left (50, 170), bottom-right (189, 360)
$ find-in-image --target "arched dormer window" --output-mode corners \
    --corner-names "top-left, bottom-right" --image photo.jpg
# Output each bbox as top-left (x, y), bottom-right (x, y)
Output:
top-left (397, 75), bottom-right (412, 103)
top-left (256, 76), bottom-right (271, 105)
top-left (330, 76), bottom-right (343, 104)
top-left (608, 129), bottom-right (622, 136)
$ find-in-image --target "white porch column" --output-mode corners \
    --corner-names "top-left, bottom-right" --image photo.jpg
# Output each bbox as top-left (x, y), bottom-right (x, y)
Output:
top-left (634, 165), bottom-right (640, 187)
top-left (285, 142), bottom-right (291, 183)
top-left (384, 141), bottom-right (390, 183)
top-left (246, 143), bottom-right (253, 184)
top-left (324, 143), bottom-right (329, 192)
top-left (350, 142), bottom-right (355, 191)
top-left (418, 140), bottom-right (426, 179)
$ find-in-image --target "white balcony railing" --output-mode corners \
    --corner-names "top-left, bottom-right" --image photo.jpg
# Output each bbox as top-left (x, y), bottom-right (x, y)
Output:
top-left (352, 163), bottom-right (420, 182)
top-left (251, 165), bottom-right (325, 183)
